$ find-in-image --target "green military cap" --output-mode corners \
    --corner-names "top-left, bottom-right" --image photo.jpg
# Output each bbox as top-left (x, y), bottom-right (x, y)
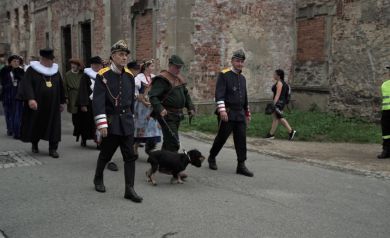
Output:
top-left (232, 49), bottom-right (246, 60)
top-left (168, 55), bottom-right (185, 66)
top-left (111, 40), bottom-right (130, 54)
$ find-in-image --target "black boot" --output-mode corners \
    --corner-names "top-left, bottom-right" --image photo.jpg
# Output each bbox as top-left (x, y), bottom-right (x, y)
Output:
top-left (107, 161), bottom-right (119, 171)
top-left (377, 147), bottom-right (390, 159)
top-left (32, 142), bottom-right (39, 153)
top-left (93, 156), bottom-right (107, 193)
top-left (124, 185), bottom-right (143, 203)
top-left (208, 156), bottom-right (218, 170)
top-left (236, 162), bottom-right (254, 177)
top-left (49, 150), bottom-right (59, 159)
top-left (124, 161), bottom-right (142, 202)
top-left (81, 139), bottom-right (87, 147)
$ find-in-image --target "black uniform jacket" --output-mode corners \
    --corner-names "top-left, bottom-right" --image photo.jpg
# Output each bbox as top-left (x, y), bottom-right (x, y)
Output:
top-left (92, 66), bottom-right (135, 136)
top-left (215, 68), bottom-right (249, 122)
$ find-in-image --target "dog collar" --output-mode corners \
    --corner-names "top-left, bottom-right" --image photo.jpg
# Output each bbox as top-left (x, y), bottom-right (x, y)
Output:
top-left (183, 149), bottom-right (191, 162)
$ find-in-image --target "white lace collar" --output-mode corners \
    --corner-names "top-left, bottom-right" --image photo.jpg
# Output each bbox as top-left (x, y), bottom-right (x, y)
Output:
top-left (84, 68), bottom-right (98, 79)
top-left (30, 61), bottom-right (59, 76)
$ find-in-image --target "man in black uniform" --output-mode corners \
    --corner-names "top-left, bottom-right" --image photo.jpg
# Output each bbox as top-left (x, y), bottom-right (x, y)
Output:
top-left (92, 40), bottom-right (142, 203)
top-left (207, 49), bottom-right (254, 177)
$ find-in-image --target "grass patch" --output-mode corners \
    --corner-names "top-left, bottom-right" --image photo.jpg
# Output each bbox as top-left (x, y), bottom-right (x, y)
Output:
top-left (180, 110), bottom-right (381, 144)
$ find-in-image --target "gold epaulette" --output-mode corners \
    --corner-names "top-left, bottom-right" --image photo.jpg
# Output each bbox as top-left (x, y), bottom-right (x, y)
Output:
top-left (98, 67), bottom-right (110, 76)
top-left (124, 67), bottom-right (134, 77)
top-left (221, 68), bottom-right (231, 74)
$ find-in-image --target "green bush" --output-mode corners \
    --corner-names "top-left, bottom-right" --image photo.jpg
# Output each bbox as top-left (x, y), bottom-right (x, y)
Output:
top-left (180, 111), bottom-right (381, 143)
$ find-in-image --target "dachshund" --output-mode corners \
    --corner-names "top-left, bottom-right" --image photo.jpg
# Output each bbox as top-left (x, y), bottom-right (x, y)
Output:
top-left (146, 149), bottom-right (205, 185)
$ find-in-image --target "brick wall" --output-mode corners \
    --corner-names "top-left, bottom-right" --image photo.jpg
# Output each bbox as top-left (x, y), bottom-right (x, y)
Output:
top-left (156, 0), bottom-right (296, 102)
top-left (297, 16), bottom-right (326, 63)
top-left (135, 9), bottom-right (153, 61)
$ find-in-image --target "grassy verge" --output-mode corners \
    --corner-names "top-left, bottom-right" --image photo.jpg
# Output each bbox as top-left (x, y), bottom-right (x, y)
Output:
top-left (180, 110), bottom-right (381, 143)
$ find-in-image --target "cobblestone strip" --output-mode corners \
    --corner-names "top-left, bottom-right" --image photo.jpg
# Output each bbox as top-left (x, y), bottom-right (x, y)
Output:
top-left (0, 151), bottom-right (42, 169)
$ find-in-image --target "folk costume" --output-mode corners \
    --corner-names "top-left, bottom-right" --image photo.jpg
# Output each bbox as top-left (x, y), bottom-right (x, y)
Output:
top-left (64, 59), bottom-right (84, 143)
top-left (134, 71), bottom-right (161, 155)
top-left (148, 55), bottom-right (194, 152)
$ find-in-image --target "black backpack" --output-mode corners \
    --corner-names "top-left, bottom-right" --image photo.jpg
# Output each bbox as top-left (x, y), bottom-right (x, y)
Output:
top-left (285, 83), bottom-right (291, 105)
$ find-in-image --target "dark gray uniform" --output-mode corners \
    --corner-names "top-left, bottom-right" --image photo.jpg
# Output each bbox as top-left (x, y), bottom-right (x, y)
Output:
top-left (209, 68), bottom-right (250, 162)
top-left (92, 66), bottom-right (137, 187)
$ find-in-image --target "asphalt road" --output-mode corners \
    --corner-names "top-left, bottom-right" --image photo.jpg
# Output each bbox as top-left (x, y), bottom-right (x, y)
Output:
top-left (1, 115), bottom-right (390, 238)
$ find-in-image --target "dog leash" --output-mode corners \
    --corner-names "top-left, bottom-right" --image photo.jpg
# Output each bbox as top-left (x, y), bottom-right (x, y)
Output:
top-left (160, 116), bottom-right (180, 145)
top-left (160, 116), bottom-right (192, 159)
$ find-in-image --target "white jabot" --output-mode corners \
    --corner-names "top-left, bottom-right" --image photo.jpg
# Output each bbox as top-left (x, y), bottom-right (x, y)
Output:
top-left (30, 61), bottom-right (59, 76)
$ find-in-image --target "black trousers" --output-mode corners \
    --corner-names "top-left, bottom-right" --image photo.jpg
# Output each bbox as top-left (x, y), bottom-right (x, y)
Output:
top-left (382, 110), bottom-right (390, 148)
top-left (158, 113), bottom-right (182, 152)
top-left (94, 134), bottom-right (136, 186)
top-left (209, 119), bottom-right (247, 162)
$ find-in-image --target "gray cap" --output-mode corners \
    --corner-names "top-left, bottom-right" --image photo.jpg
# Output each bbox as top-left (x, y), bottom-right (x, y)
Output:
top-left (232, 49), bottom-right (246, 60)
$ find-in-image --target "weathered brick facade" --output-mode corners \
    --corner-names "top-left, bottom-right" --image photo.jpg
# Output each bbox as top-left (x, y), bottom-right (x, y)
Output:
top-left (294, 0), bottom-right (390, 120)
top-left (1, 0), bottom-right (389, 120)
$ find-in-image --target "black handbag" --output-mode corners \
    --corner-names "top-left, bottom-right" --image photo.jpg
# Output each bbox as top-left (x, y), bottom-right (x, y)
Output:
top-left (265, 103), bottom-right (275, 115)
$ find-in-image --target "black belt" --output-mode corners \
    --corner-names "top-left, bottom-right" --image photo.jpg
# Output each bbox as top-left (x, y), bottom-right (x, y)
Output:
top-left (107, 107), bottom-right (132, 115)
top-left (226, 106), bottom-right (243, 111)
top-left (163, 106), bottom-right (183, 113)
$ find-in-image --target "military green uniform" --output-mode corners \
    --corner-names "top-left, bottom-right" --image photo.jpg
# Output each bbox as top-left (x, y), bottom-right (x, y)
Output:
top-left (149, 62), bottom-right (194, 152)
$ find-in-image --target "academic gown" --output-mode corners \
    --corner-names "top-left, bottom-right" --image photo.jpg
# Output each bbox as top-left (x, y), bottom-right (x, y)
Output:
top-left (17, 62), bottom-right (65, 143)
top-left (76, 69), bottom-right (97, 140)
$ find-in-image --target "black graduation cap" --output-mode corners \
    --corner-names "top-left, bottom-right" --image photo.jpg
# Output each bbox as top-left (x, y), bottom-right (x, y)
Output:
top-left (89, 56), bottom-right (103, 65)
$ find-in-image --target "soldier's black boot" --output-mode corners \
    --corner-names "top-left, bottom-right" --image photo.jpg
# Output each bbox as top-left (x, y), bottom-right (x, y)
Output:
top-left (93, 157), bottom-right (107, 193)
top-left (208, 156), bottom-right (218, 170)
top-left (236, 162), bottom-right (254, 177)
top-left (377, 147), bottom-right (390, 159)
top-left (124, 161), bottom-right (142, 203)
top-left (32, 142), bottom-right (39, 153)
top-left (124, 185), bottom-right (143, 203)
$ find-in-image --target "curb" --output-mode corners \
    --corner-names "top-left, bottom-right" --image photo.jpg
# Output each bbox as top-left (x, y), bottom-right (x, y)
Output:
top-left (180, 131), bottom-right (390, 180)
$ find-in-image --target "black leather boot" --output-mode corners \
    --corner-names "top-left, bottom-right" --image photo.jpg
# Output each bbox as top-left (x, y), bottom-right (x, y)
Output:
top-left (208, 156), bottom-right (218, 170)
top-left (93, 157), bottom-right (107, 193)
top-left (123, 161), bottom-right (142, 202)
top-left (107, 161), bottom-right (119, 171)
top-left (236, 162), bottom-right (254, 177)
top-left (377, 147), bottom-right (390, 159)
top-left (49, 150), bottom-right (59, 158)
top-left (94, 177), bottom-right (106, 193)
top-left (32, 142), bottom-right (39, 153)
top-left (124, 185), bottom-right (143, 203)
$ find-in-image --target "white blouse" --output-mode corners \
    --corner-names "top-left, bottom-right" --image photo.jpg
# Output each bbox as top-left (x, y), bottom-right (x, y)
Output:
top-left (134, 73), bottom-right (155, 96)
